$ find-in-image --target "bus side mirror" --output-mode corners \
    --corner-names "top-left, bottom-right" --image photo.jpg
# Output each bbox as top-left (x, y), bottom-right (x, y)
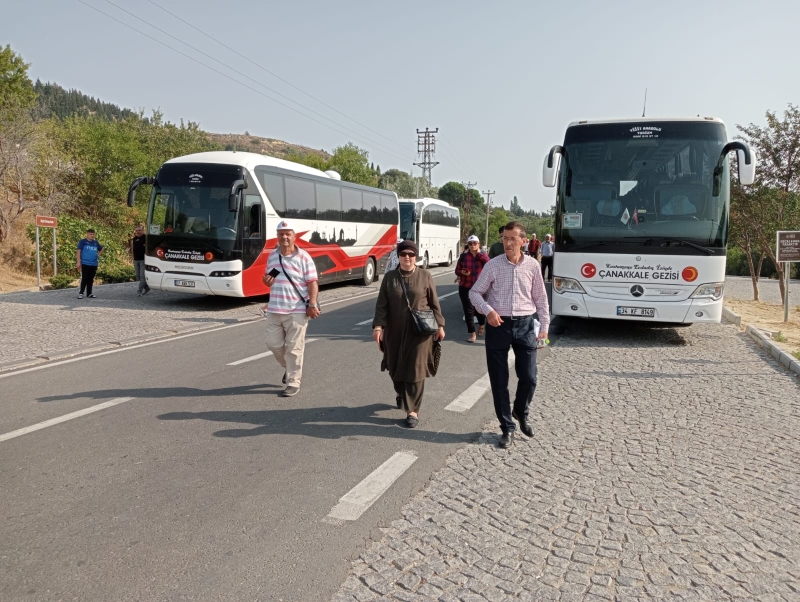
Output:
top-left (737, 147), bottom-right (756, 186)
top-left (712, 141), bottom-right (756, 195)
top-left (229, 179), bottom-right (247, 212)
top-left (542, 145), bottom-right (563, 188)
top-left (127, 176), bottom-right (154, 207)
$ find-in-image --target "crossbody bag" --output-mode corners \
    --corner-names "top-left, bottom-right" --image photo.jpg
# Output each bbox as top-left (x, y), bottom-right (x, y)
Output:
top-left (398, 273), bottom-right (439, 335)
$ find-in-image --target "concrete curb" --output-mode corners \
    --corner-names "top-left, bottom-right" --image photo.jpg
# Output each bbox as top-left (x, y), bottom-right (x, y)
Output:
top-left (745, 324), bottom-right (800, 377)
top-left (721, 306), bottom-right (741, 327)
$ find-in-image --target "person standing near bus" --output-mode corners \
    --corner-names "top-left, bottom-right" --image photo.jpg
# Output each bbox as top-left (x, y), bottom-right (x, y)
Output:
top-left (455, 235), bottom-right (489, 343)
top-left (262, 220), bottom-right (321, 397)
top-left (76, 228), bottom-right (104, 299)
top-left (469, 221), bottom-right (549, 449)
top-left (385, 238), bottom-right (402, 273)
top-left (528, 233), bottom-right (542, 261)
top-left (488, 225), bottom-right (505, 259)
top-left (131, 224), bottom-right (150, 296)
top-left (541, 234), bottom-right (555, 281)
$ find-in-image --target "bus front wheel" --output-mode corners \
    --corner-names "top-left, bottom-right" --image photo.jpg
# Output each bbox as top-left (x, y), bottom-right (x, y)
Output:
top-left (362, 257), bottom-right (375, 286)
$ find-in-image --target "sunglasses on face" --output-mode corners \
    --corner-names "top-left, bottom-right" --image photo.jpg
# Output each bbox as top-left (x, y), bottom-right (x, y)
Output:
top-left (398, 252), bottom-right (416, 257)
top-left (468, 242), bottom-right (479, 245)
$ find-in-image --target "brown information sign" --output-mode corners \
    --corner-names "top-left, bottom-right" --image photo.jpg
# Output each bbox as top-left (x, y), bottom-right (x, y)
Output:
top-left (776, 231), bottom-right (800, 263)
top-left (35, 215), bottom-right (58, 228)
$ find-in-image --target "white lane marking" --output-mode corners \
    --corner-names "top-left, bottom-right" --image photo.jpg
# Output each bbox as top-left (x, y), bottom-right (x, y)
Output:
top-left (0, 397), bottom-right (135, 443)
top-left (355, 319), bottom-right (373, 326)
top-left (0, 271), bottom-right (455, 380)
top-left (326, 451), bottom-right (418, 521)
top-left (228, 339), bottom-right (318, 366)
top-left (445, 350), bottom-right (515, 413)
top-left (438, 291), bottom-right (458, 300)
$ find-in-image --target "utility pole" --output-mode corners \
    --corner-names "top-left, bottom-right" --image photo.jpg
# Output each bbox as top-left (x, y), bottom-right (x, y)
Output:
top-left (483, 190), bottom-right (495, 246)
top-left (461, 181), bottom-right (477, 241)
top-left (413, 128), bottom-right (440, 185)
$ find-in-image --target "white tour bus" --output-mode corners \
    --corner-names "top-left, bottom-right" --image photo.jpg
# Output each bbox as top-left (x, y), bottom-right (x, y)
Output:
top-left (398, 197), bottom-right (461, 269)
top-left (128, 151), bottom-right (398, 297)
top-left (542, 117), bottom-right (756, 323)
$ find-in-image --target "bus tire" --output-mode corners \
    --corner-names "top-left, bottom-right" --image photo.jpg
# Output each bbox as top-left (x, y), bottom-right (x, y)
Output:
top-left (422, 252), bottom-right (429, 270)
top-left (362, 257), bottom-right (375, 286)
top-left (441, 251), bottom-right (453, 267)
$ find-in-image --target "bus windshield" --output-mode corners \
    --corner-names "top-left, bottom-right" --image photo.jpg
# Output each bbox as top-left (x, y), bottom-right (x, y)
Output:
top-left (399, 202), bottom-right (417, 242)
top-left (149, 164), bottom-right (241, 241)
top-left (556, 121), bottom-right (730, 253)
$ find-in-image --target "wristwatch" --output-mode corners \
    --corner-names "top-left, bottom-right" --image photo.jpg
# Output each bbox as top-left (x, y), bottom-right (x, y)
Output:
top-left (308, 303), bottom-right (320, 310)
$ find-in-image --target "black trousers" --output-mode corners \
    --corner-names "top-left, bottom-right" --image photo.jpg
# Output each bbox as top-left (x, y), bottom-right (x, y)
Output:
top-left (458, 286), bottom-right (485, 334)
top-left (541, 256), bottom-right (553, 280)
top-left (485, 315), bottom-right (538, 434)
top-left (79, 265), bottom-right (98, 295)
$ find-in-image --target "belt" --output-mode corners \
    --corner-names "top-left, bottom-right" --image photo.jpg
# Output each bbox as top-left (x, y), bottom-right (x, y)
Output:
top-left (498, 314), bottom-right (533, 321)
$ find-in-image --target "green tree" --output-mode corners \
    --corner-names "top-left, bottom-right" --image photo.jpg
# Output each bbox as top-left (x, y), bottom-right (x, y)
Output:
top-left (736, 105), bottom-right (800, 300)
top-left (509, 195), bottom-right (524, 217)
top-left (0, 45), bottom-right (36, 112)
top-left (327, 142), bottom-right (378, 187)
top-left (438, 181), bottom-right (466, 206)
top-left (378, 168), bottom-right (437, 198)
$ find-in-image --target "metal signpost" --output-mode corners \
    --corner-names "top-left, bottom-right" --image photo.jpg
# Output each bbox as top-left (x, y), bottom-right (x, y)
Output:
top-left (34, 215), bottom-right (58, 290)
top-left (776, 231), bottom-right (800, 323)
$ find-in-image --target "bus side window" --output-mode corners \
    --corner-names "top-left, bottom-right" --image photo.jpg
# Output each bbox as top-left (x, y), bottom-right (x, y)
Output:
top-left (380, 194), bottom-right (398, 224)
top-left (257, 169), bottom-right (286, 217)
top-left (285, 177), bottom-right (315, 219)
top-left (342, 188), bottom-right (363, 222)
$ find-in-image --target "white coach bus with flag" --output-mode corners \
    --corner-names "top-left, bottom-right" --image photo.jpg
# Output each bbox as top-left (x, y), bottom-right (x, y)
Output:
top-left (542, 117), bottom-right (756, 323)
top-left (127, 151), bottom-right (398, 297)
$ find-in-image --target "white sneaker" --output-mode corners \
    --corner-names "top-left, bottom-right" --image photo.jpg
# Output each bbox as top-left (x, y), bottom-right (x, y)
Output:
top-left (77, 294), bottom-right (83, 299)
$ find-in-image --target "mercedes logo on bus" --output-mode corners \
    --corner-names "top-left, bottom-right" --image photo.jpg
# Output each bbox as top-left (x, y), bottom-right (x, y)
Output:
top-left (630, 285), bottom-right (644, 297)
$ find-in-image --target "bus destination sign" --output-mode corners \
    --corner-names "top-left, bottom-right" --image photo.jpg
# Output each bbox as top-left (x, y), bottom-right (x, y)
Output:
top-left (776, 231), bottom-right (800, 263)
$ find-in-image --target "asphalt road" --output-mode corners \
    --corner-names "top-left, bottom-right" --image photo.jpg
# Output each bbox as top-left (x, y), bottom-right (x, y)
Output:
top-left (0, 274), bottom-right (515, 602)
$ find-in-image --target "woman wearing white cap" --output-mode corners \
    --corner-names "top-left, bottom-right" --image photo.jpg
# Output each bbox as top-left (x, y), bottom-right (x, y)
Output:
top-left (455, 235), bottom-right (490, 342)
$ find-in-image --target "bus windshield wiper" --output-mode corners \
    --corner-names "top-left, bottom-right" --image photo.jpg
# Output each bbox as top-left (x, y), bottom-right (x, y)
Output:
top-left (623, 236), bottom-right (715, 255)
top-left (569, 240), bottom-right (606, 251)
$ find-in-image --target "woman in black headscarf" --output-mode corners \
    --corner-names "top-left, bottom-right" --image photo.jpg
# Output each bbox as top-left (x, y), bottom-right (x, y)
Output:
top-left (372, 240), bottom-right (445, 428)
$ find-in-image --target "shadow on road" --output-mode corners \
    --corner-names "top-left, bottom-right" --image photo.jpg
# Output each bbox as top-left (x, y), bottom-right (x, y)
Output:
top-left (37, 383), bottom-right (284, 403)
top-left (158, 402), bottom-right (481, 444)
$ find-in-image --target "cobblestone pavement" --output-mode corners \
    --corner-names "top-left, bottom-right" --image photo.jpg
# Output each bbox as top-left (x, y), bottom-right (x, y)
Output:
top-left (0, 267), bottom-right (450, 366)
top-left (725, 276), bottom-right (800, 305)
top-left (334, 320), bottom-right (800, 601)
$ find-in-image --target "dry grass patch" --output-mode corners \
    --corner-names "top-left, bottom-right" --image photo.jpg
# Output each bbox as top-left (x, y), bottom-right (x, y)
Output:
top-left (725, 298), bottom-right (800, 358)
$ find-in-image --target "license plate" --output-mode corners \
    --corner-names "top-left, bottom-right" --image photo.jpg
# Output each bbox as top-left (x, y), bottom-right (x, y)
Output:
top-left (617, 306), bottom-right (654, 317)
top-left (174, 279), bottom-right (196, 288)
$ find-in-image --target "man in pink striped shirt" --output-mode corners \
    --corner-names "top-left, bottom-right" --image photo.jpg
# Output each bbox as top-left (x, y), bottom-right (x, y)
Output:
top-left (262, 220), bottom-right (320, 397)
top-left (469, 221), bottom-right (549, 449)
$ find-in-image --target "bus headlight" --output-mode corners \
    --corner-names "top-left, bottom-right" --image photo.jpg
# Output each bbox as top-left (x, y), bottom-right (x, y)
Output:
top-left (690, 282), bottom-right (723, 300)
top-left (553, 277), bottom-right (586, 294)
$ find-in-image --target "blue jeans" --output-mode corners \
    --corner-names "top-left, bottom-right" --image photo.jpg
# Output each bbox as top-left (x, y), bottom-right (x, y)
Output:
top-left (134, 260), bottom-right (150, 292)
top-left (485, 315), bottom-right (538, 434)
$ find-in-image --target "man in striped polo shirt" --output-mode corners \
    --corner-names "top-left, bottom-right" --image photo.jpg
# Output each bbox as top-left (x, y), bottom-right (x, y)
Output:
top-left (262, 220), bottom-right (321, 397)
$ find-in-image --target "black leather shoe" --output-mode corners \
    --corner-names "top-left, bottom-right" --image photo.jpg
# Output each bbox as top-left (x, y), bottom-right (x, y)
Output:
top-left (512, 411), bottom-right (534, 438)
top-left (406, 415), bottom-right (419, 428)
top-left (498, 432), bottom-right (514, 449)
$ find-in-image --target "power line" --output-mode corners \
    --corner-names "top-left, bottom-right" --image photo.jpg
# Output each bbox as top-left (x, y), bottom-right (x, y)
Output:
top-left (439, 133), bottom-right (481, 180)
top-left (461, 180), bottom-right (477, 241)
top-left (80, 0), bottom-right (413, 164)
top-left (482, 190), bottom-right (495, 244)
top-left (145, 0), bottom-right (415, 159)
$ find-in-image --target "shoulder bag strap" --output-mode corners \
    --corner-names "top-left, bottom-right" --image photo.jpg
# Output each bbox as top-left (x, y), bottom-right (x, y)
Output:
top-left (278, 252), bottom-right (308, 306)
top-left (397, 272), bottom-right (412, 310)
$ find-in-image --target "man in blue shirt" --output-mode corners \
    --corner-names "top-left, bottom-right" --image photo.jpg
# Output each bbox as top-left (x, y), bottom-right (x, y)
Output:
top-left (76, 229), bottom-right (104, 299)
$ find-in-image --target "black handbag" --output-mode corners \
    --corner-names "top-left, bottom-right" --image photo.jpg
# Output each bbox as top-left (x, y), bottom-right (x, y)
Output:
top-left (398, 273), bottom-right (439, 335)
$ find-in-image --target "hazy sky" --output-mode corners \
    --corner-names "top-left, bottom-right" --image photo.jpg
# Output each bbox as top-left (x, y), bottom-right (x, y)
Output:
top-left (4, 0), bottom-right (799, 212)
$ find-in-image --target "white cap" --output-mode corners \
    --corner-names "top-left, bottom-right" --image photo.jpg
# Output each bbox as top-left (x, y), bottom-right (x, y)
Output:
top-left (276, 220), bottom-right (295, 231)
top-left (467, 235), bottom-right (480, 243)
top-left (396, 237), bottom-right (404, 244)
top-left (545, 233), bottom-right (552, 238)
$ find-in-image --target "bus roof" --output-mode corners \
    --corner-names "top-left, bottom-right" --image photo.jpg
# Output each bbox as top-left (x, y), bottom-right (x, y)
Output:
top-left (165, 151), bottom-right (333, 179)
top-left (567, 116), bottom-right (725, 128)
